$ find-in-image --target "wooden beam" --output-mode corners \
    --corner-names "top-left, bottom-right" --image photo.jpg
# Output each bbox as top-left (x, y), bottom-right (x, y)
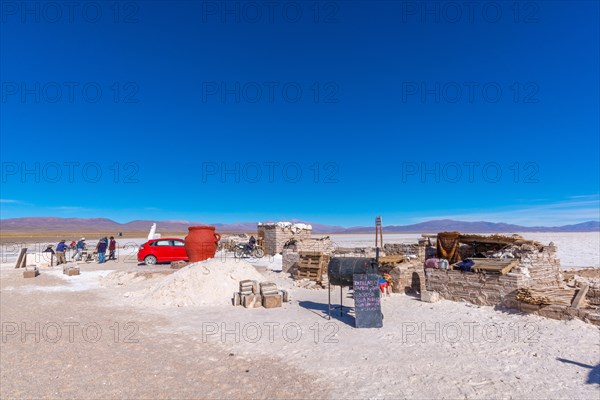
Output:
top-left (571, 284), bottom-right (589, 309)
top-left (14, 248), bottom-right (27, 269)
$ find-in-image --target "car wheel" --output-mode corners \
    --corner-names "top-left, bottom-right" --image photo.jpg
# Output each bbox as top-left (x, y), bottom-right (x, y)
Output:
top-left (144, 255), bottom-right (157, 265)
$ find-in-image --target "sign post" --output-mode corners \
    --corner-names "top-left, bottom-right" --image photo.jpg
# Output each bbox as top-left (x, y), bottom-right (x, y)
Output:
top-left (375, 216), bottom-right (383, 249)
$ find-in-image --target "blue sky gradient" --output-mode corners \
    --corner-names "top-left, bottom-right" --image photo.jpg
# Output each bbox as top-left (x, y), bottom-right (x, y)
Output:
top-left (1, 1), bottom-right (599, 226)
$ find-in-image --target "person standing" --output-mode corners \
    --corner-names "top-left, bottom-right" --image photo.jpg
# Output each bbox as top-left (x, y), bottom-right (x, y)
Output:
top-left (108, 236), bottom-right (117, 260)
top-left (74, 238), bottom-right (86, 261)
top-left (56, 240), bottom-right (68, 265)
top-left (96, 237), bottom-right (108, 263)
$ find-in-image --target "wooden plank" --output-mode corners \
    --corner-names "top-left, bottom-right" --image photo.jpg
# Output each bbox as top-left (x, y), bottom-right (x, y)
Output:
top-left (14, 248), bottom-right (27, 269)
top-left (378, 255), bottom-right (405, 264)
top-left (571, 284), bottom-right (589, 309)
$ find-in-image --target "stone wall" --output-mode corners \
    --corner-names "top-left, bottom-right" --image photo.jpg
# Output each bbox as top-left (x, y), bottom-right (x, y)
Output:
top-left (258, 224), bottom-right (312, 255)
top-left (383, 243), bottom-right (419, 256)
top-left (425, 269), bottom-right (525, 306)
top-left (512, 302), bottom-right (600, 326)
top-left (284, 237), bottom-right (334, 255)
top-left (386, 265), bottom-right (426, 294)
top-left (517, 245), bottom-right (563, 288)
top-left (282, 249), bottom-right (300, 274)
top-left (587, 284), bottom-right (600, 306)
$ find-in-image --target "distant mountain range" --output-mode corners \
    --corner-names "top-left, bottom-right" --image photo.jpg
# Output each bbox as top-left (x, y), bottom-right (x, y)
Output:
top-left (1, 217), bottom-right (598, 234)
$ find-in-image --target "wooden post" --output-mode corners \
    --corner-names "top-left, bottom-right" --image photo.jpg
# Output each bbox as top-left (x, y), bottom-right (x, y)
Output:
top-left (14, 248), bottom-right (27, 269)
top-left (571, 284), bottom-right (589, 309)
top-left (375, 216), bottom-right (383, 249)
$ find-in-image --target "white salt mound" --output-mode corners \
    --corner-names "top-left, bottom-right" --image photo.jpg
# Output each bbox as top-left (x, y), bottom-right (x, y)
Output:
top-left (139, 258), bottom-right (264, 307)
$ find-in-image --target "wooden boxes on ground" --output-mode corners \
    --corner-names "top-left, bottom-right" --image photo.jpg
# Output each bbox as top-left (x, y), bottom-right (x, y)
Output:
top-left (295, 251), bottom-right (329, 284)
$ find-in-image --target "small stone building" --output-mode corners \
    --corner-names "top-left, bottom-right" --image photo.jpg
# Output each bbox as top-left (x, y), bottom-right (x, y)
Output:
top-left (416, 233), bottom-right (564, 305)
top-left (410, 233), bottom-right (600, 325)
top-left (257, 222), bottom-right (312, 255)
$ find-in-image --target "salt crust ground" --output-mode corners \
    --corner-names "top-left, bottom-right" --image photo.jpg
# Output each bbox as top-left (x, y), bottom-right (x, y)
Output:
top-left (1, 253), bottom-right (599, 399)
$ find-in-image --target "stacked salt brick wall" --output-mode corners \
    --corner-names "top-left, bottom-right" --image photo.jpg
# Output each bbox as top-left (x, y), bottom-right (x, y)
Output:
top-left (383, 243), bottom-right (419, 256)
top-left (286, 237), bottom-right (335, 255)
top-left (417, 239), bottom-right (427, 263)
top-left (425, 269), bottom-right (525, 306)
top-left (518, 245), bottom-right (563, 288)
top-left (585, 281), bottom-right (600, 306)
top-left (258, 225), bottom-right (312, 255)
top-left (282, 249), bottom-right (300, 273)
top-left (388, 265), bottom-right (426, 294)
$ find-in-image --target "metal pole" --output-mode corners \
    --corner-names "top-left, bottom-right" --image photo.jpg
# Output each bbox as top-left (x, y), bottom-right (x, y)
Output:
top-left (340, 286), bottom-right (343, 317)
top-left (376, 247), bottom-right (379, 275)
top-left (328, 280), bottom-right (331, 320)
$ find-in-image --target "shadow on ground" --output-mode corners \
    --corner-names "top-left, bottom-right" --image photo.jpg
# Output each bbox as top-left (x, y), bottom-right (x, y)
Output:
top-left (557, 358), bottom-right (600, 385)
top-left (298, 300), bottom-right (356, 327)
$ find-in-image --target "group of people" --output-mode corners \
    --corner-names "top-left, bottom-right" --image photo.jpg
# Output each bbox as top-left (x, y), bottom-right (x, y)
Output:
top-left (95, 236), bottom-right (117, 263)
top-left (50, 236), bottom-right (117, 265)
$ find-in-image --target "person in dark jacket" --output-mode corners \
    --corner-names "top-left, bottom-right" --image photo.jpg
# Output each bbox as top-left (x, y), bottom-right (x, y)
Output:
top-left (56, 240), bottom-right (68, 265)
top-left (96, 237), bottom-right (108, 263)
top-left (74, 238), bottom-right (86, 261)
top-left (108, 236), bottom-right (117, 260)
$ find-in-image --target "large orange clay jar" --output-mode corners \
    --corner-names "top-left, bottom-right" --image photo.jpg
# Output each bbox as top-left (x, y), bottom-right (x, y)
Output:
top-left (184, 226), bottom-right (221, 262)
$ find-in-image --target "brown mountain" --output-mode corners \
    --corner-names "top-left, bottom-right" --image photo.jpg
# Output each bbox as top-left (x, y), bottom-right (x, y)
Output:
top-left (1, 217), bottom-right (598, 234)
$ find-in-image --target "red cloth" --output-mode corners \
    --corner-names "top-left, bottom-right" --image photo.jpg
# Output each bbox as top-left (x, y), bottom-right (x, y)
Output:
top-left (109, 240), bottom-right (116, 250)
top-left (379, 282), bottom-right (388, 293)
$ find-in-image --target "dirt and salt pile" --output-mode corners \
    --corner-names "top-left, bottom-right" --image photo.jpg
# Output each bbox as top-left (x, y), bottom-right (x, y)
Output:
top-left (137, 258), bottom-right (265, 307)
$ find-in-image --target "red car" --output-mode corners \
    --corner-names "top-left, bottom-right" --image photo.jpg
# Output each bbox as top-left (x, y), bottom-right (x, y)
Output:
top-left (137, 238), bottom-right (188, 265)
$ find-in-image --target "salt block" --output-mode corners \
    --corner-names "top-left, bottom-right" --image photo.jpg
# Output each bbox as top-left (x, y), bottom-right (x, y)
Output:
top-left (262, 294), bottom-right (282, 309)
top-left (242, 294), bottom-right (262, 308)
top-left (421, 291), bottom-right (440, 303)
top-left (239, 279), bottom-right (253, 288)
top-left (232, 292), bottom-right (241, 306)
top-left (64, 267), bottom-right (80, 276)
top-left (260, 283), bottom-right (278, 294)
top-left (23, 268), bottom-right (39, 278)
top-left (281, 290), bottom-right (290, 303)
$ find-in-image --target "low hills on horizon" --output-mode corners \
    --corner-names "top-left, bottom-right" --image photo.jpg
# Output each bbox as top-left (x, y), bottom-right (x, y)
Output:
top-left (1, 217), bottom-right (598, 234)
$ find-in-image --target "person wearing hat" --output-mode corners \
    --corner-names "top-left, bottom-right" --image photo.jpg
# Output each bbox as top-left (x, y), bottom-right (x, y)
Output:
top-left (96, 237), bottom-right (108, 263)
top-left (74, 238), bottom-right (86, 261)
top-left (56, 240), bottom-right (68, 265)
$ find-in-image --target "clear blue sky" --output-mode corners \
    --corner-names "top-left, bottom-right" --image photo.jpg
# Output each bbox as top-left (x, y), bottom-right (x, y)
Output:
top-left (1, 1), bottom-right (599, 226)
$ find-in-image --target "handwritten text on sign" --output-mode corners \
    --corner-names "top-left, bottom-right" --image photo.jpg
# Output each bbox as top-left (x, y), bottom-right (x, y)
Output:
top-left (353, 274), bottom-right (383, 328)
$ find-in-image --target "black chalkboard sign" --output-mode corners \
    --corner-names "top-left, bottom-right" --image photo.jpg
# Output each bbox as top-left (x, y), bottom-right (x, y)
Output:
top-left (353, 273), bottom-right (383, 328)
